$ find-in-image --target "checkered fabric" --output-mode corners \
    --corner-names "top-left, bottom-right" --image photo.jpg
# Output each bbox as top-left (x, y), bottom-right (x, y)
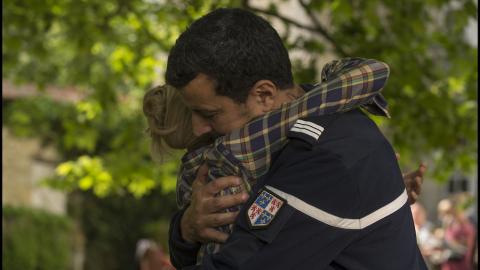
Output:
top-left (175, 58), bottom-right (391, 261)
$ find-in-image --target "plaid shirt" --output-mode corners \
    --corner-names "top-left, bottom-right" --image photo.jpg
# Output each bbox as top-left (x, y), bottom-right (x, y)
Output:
top-left (175, 58), bottom-right (391, 261)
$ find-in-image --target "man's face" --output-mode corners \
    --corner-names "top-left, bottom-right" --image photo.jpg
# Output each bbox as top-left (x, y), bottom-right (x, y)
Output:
top-left (181, 74), bottom-right (262, 136)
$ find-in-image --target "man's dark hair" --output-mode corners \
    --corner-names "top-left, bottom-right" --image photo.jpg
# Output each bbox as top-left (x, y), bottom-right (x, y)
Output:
top-left (165, 8), bottom-right (294, 103)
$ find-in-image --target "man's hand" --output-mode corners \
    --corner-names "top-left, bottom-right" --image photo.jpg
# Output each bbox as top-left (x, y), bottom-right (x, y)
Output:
top-left (180, 164), bottom-right (249, 244)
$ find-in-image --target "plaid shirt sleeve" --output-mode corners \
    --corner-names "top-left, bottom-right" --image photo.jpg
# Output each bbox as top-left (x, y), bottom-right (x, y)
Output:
top-left (320, 58), bottom-right (390, 117)
top-left (175, 57), bottom-right (391, 262)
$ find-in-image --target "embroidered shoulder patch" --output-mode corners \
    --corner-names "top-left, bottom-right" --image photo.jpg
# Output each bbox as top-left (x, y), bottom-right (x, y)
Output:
top-left (247, 188), bottom-right (285, 229)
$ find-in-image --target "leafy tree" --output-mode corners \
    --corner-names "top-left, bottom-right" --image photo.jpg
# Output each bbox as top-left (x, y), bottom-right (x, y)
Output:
top-left (242, 0), bottom-right (477, 180)
top-left (3, 0), bottom-right (477, 200)
top-left (66, 189), bottom-right (178, 270)
top-left (3, 206), bottom-right (73, 270)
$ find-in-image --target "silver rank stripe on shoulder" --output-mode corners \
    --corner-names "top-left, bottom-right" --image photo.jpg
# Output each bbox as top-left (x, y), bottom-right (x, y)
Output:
top-left (290, 119), bottom-right (325, 140)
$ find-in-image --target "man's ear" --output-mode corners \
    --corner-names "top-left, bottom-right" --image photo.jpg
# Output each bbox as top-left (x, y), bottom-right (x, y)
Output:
top-left (247, 80), bottom-right (279, 113)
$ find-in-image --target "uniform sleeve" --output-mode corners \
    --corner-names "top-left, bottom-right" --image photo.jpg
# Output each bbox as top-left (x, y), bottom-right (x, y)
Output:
top-left (185, 138), bottom-right (359, 270)
top-left (168, 209), bottom-right (201, 268)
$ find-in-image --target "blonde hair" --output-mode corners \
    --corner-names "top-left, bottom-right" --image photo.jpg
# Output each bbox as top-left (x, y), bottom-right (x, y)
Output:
top-left (143, 85), bottom-right (196, 161)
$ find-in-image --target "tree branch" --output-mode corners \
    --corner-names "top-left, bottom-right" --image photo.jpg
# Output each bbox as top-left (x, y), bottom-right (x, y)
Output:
top-left (298, 0), bottom-right (349, 56)
top-left (242, 0), bottom-right (348, 57)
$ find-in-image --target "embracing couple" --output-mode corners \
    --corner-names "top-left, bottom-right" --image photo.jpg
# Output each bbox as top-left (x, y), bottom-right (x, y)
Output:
top-left (142, 8), bottom-right (428, 270)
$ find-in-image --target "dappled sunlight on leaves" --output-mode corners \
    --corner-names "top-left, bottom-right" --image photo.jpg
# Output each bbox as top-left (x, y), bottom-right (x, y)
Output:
top-left (3, 0), bottom-right (477, 198)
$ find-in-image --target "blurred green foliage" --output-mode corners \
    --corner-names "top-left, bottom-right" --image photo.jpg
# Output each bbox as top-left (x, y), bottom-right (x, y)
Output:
top-left (67, 189), bottom-right (178, 270)
top-left (2, 0), bottom-right (478, 199)
top-left (3, 206), bottom-right (73, 270)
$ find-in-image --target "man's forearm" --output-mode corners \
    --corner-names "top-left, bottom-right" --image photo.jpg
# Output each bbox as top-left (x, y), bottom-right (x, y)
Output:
top-left (168, 209), bottom-right (200, 268)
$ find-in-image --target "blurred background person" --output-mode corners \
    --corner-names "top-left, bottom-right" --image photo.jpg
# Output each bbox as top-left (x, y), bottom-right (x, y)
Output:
top-left (411, 202), bottom-right (442, 268)
top-left (135, 239), bottom-right (175, 270)
top-left (430, 195), bottom-right (476, 270)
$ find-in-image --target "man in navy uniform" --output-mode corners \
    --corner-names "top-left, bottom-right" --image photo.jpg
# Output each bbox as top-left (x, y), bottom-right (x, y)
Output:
top-left (165, 8), bottom-right (427, 269)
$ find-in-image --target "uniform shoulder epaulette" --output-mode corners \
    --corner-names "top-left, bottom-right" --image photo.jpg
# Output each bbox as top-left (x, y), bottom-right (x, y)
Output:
top-left (287, 114), bottom-right (339, 147)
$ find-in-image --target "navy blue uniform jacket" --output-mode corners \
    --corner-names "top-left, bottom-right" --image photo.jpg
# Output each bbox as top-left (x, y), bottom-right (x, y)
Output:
top-left (171, 109), bottom-right (427, 270)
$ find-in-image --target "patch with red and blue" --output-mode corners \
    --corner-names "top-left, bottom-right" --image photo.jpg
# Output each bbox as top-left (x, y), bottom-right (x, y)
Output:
top-left (247, 188), bottom-right (285, 229)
